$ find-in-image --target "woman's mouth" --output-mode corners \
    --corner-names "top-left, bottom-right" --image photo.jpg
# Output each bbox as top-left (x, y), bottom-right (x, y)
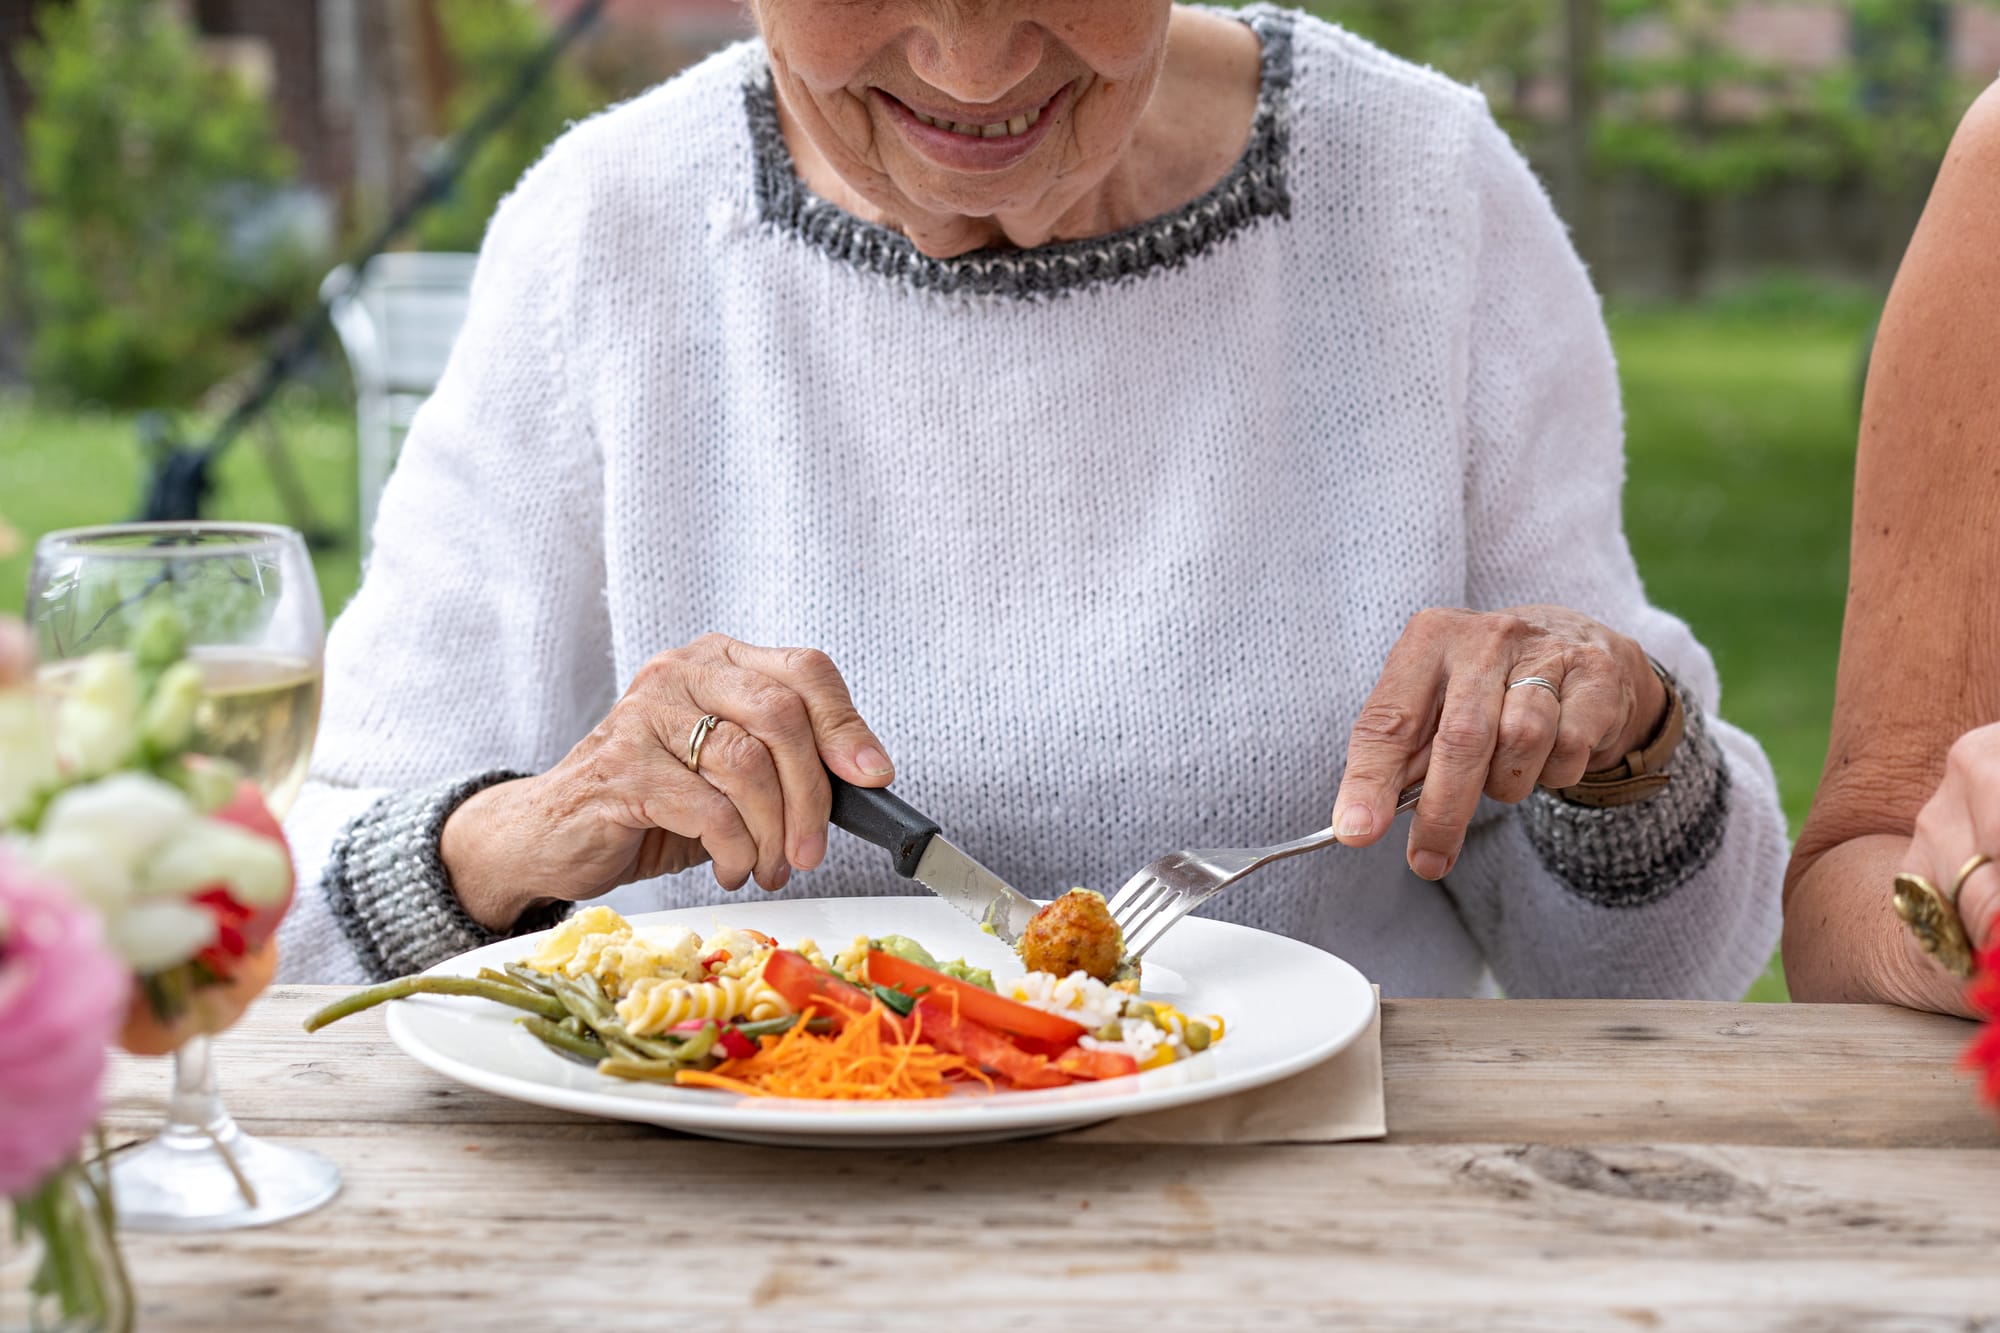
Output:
top-left (876, 84), bottom-right (1072, 173)
top-left (907, 103), bottom-right (1046, 139)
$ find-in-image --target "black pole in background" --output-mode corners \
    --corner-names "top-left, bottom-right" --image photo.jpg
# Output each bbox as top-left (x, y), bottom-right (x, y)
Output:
top-left (138, 0), bottom-right (608, 530)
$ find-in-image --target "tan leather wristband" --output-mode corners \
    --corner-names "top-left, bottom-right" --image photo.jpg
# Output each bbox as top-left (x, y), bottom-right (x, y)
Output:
top-left (1554, 659), bottom-right (1684, 809)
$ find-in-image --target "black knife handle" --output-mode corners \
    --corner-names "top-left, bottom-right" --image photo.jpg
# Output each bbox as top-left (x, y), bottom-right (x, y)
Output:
top-left (827, 772), bottom-right (939, 879)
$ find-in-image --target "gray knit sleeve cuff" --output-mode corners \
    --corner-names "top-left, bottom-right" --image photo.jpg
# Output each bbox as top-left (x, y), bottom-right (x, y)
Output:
top-left (325, 770), bottom-right (573, 982)
top-left (1517, 673), bottom-right (1731, 908)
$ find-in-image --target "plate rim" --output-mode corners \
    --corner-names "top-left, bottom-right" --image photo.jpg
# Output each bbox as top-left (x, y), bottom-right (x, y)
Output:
top-left (383, 897), bottom-right (1377, 1139)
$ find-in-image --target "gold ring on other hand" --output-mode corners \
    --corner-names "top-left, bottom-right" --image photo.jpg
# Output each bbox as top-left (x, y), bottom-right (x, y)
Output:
top-left (1951, 853), bottom-right (1994, 905)
top-left (686, 714), bottom-right (722, 774)
top-left (1892, 863), bottom-right (1982, 980)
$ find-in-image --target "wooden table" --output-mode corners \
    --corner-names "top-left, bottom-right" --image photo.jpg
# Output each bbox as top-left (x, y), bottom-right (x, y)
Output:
top-left (103, 987), bottom-right (2000, 1330)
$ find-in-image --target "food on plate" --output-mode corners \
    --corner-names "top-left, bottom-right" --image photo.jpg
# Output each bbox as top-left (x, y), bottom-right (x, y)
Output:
top-left (304, 906), bottom-right (1221, 1099)
top-left (1018, 887), bottom-right (1126, 983)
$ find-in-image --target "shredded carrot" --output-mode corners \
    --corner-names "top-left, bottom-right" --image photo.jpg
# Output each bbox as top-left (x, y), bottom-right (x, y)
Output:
top-left (674, 1000), bottom-right (992, 1101)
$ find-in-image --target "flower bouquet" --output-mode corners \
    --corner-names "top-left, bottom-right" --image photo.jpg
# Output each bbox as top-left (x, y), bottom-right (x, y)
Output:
top-left (6, 520), bottom-right (336, 1323)
top-left (2, 606), bottom-right (322, 1323)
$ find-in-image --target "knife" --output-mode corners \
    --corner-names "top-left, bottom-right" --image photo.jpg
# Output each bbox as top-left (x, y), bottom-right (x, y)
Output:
top-left (825, 772), bottom-right (1040, 946)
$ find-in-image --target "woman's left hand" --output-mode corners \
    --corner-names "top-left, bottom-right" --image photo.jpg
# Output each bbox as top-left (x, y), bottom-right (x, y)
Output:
top-left (1901, 723), bottom-right (2000, 958)
top-left (1332, 605), bottom-right (1668, 880)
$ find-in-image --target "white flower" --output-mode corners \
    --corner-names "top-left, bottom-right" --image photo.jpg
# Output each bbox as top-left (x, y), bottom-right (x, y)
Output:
top-left (105, 901), bottom-right (219, 973)
top-left (27, 828), bottom-right (138, 914)
top-left (0, 690), bottom-right (59, 825)
top-left (39, 773), bottom-right (193, 870)
top-left (54, 654), bottom-right (141, 778)
top-left (140, 661), bottom-right (203, 755)
top-left (142, 819), bottom-right (289, 906)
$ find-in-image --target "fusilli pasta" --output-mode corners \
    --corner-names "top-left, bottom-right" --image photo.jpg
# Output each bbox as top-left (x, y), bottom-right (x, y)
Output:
top-left (616, 975), bottom-right (791, 1035)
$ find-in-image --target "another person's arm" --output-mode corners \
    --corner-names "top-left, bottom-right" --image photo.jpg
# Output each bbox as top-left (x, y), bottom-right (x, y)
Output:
top-left (1784, 83), bottom-right (2000, 1014)
top-left (1333, 103), bottom-right (1788, 999)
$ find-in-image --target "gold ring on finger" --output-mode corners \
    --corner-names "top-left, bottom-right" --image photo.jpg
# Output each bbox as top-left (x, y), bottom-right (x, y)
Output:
top-left (1507, 675), bottom-right (1560, 701)
top-left (686, 713), bottom-right (722, 774)
top-left (1950, 853), bottom-right (1995, 906)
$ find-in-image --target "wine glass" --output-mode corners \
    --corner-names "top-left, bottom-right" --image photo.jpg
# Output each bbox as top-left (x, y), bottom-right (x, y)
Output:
top-left (27, 522), bottom-right (340, 1232)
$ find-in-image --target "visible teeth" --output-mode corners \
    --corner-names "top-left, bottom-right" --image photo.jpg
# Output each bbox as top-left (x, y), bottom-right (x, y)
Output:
top-left (912, 105), bottom-right (1043, 138)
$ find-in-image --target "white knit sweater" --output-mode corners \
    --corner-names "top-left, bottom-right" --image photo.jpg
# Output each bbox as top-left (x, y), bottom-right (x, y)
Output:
top-left (278, 6), bottom-right (1788, 998)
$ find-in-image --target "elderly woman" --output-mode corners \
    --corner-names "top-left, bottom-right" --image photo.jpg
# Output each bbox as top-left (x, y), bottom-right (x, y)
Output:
top-left (278, 1), bottom-right (1787, 997)
top-left (1786, 83), bottom-right (2000, 1013)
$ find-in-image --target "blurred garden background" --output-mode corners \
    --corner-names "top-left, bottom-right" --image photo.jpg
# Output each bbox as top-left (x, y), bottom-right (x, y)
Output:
top-left (3, 0), bottom-right (1997, 1000)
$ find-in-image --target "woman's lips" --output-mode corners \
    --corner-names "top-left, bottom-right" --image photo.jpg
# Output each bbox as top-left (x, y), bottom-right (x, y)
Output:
top-left (876, 84), bottom-right (1071, 173)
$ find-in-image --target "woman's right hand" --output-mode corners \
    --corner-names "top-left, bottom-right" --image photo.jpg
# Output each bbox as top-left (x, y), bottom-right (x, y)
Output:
top-left (1902, 722), bottom-right (2000, 960)
top-left (440, 634), bottom-right (896, 930)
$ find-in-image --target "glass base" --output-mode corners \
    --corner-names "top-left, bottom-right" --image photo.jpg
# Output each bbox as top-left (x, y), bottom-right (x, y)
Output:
top-left (109, 1126), bottom-right (340, 1234)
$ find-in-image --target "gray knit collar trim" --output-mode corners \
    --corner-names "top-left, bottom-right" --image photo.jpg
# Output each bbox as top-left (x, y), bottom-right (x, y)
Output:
top-left (743, 5), bottom-right (1295, 299)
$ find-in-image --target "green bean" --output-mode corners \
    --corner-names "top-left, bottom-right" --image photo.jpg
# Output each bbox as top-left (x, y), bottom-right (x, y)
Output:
top-left (547, 975), bottom-right (616, 1028)
top-left (303, 976), bottom-right (566, 1031)
top-left (732, 1015), bottom-right (801, 1040)
top-left (670, 1021), bottom-right (719, 1063)
top-left (604, 1027), bottom-right (693, 1060)
top-left (517, 1016), bottom-right (608, 1063)
top-left (477, 967), bottom-right (531, 988)
top-left (595, 1058), bottom-right (693, 1083)
top-left (504, 963), bottom-right (559, 995)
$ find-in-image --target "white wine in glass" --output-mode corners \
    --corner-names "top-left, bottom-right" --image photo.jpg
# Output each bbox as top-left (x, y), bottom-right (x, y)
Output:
top-left (27, 522), bottom-right (338, 1232)
top-left (37, 648), bottom-right (323, 817)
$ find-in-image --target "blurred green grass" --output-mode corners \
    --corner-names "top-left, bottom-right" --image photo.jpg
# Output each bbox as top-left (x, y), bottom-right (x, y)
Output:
top-left (1612, 297), bottom-right (1874, 1002)
top-left (0, 298), bottom-right (1875, 1001)
top-left (0, 396), bottom-right (362, 624)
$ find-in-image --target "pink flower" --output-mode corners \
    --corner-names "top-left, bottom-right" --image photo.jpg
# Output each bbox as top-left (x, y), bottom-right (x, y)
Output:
top-left (0, 845), bottom-right (130, 1197)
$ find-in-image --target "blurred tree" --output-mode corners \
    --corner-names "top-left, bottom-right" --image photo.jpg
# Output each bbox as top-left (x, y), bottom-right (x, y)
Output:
top-left (414, 0), bottom-right (605, 253)
top-left (1595, 0), bottom-right (1848, 296)
top-left (1593, 0), bottom-right (1994, 295)
top-left (17, 0), bottom-right (308, 407)
top-left (1300, 0), bottom-right (1556, 120)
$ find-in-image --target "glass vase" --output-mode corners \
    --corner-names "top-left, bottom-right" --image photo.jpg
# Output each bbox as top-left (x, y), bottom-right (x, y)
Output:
top-left (1, 1158), bottom-right (132, 1333)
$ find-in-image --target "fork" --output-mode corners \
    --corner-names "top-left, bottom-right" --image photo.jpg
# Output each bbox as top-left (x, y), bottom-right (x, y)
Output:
top-left (1107, 782), bottom-right (1426, 960)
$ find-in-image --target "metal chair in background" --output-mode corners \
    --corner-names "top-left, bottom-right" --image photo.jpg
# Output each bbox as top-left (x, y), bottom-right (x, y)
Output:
top-left (322, 252), bottom-right (478, 559)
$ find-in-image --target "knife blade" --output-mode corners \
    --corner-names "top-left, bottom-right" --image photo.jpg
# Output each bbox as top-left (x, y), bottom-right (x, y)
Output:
top-left (825, 772), bottom-right (1041, 946)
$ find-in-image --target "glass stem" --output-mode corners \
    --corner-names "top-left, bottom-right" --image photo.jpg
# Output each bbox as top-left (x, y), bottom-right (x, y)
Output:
top-left (166, 1035), bottom-right (231, 1141)
top-left (163, 1035), bottom-right (257, 1206)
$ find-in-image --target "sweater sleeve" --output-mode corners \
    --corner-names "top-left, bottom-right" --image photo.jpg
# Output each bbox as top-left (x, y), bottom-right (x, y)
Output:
top-left (276, 152), bottom-right (613, 983)
top-left (1439, 105), bottom-right (1787, 1000)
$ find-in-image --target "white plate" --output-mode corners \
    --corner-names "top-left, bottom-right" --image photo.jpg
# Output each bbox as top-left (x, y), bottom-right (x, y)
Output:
top-left (384, 896), bottom-right (1376, 1147)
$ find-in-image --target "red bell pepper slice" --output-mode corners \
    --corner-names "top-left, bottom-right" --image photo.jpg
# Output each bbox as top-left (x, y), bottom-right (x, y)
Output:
top-left (759, 950), bottom-right (901, 1037)
top-left (867, 952), bottom-right (1088, 1047)
top-left (1054, 1047), bottom-right (1141, 1081)
top-left (913, 995), bottom-right (1071, 1089)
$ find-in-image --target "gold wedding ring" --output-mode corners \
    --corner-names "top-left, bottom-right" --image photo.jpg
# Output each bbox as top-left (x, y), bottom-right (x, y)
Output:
top-left (1508, 676), bottom-right (1560, 700)
top-left (1891, 853), bottom-right (1990, 979)
top-left (1953, 853), bottom-right (1994, 902)
top-left (685, 713), bottom-right (722, 774)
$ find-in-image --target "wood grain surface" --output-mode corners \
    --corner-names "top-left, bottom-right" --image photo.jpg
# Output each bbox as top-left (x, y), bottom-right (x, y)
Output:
top-left (98, 988), bottom-right (2000, 1331)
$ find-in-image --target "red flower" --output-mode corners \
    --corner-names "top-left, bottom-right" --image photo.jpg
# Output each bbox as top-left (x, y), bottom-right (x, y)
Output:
top-left (1963, 947), bottom-right (2000, 1107)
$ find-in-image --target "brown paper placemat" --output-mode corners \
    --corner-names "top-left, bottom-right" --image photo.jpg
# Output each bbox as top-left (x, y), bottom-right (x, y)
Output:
top-left (1056, 987), bottom-right (1385, 1145)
